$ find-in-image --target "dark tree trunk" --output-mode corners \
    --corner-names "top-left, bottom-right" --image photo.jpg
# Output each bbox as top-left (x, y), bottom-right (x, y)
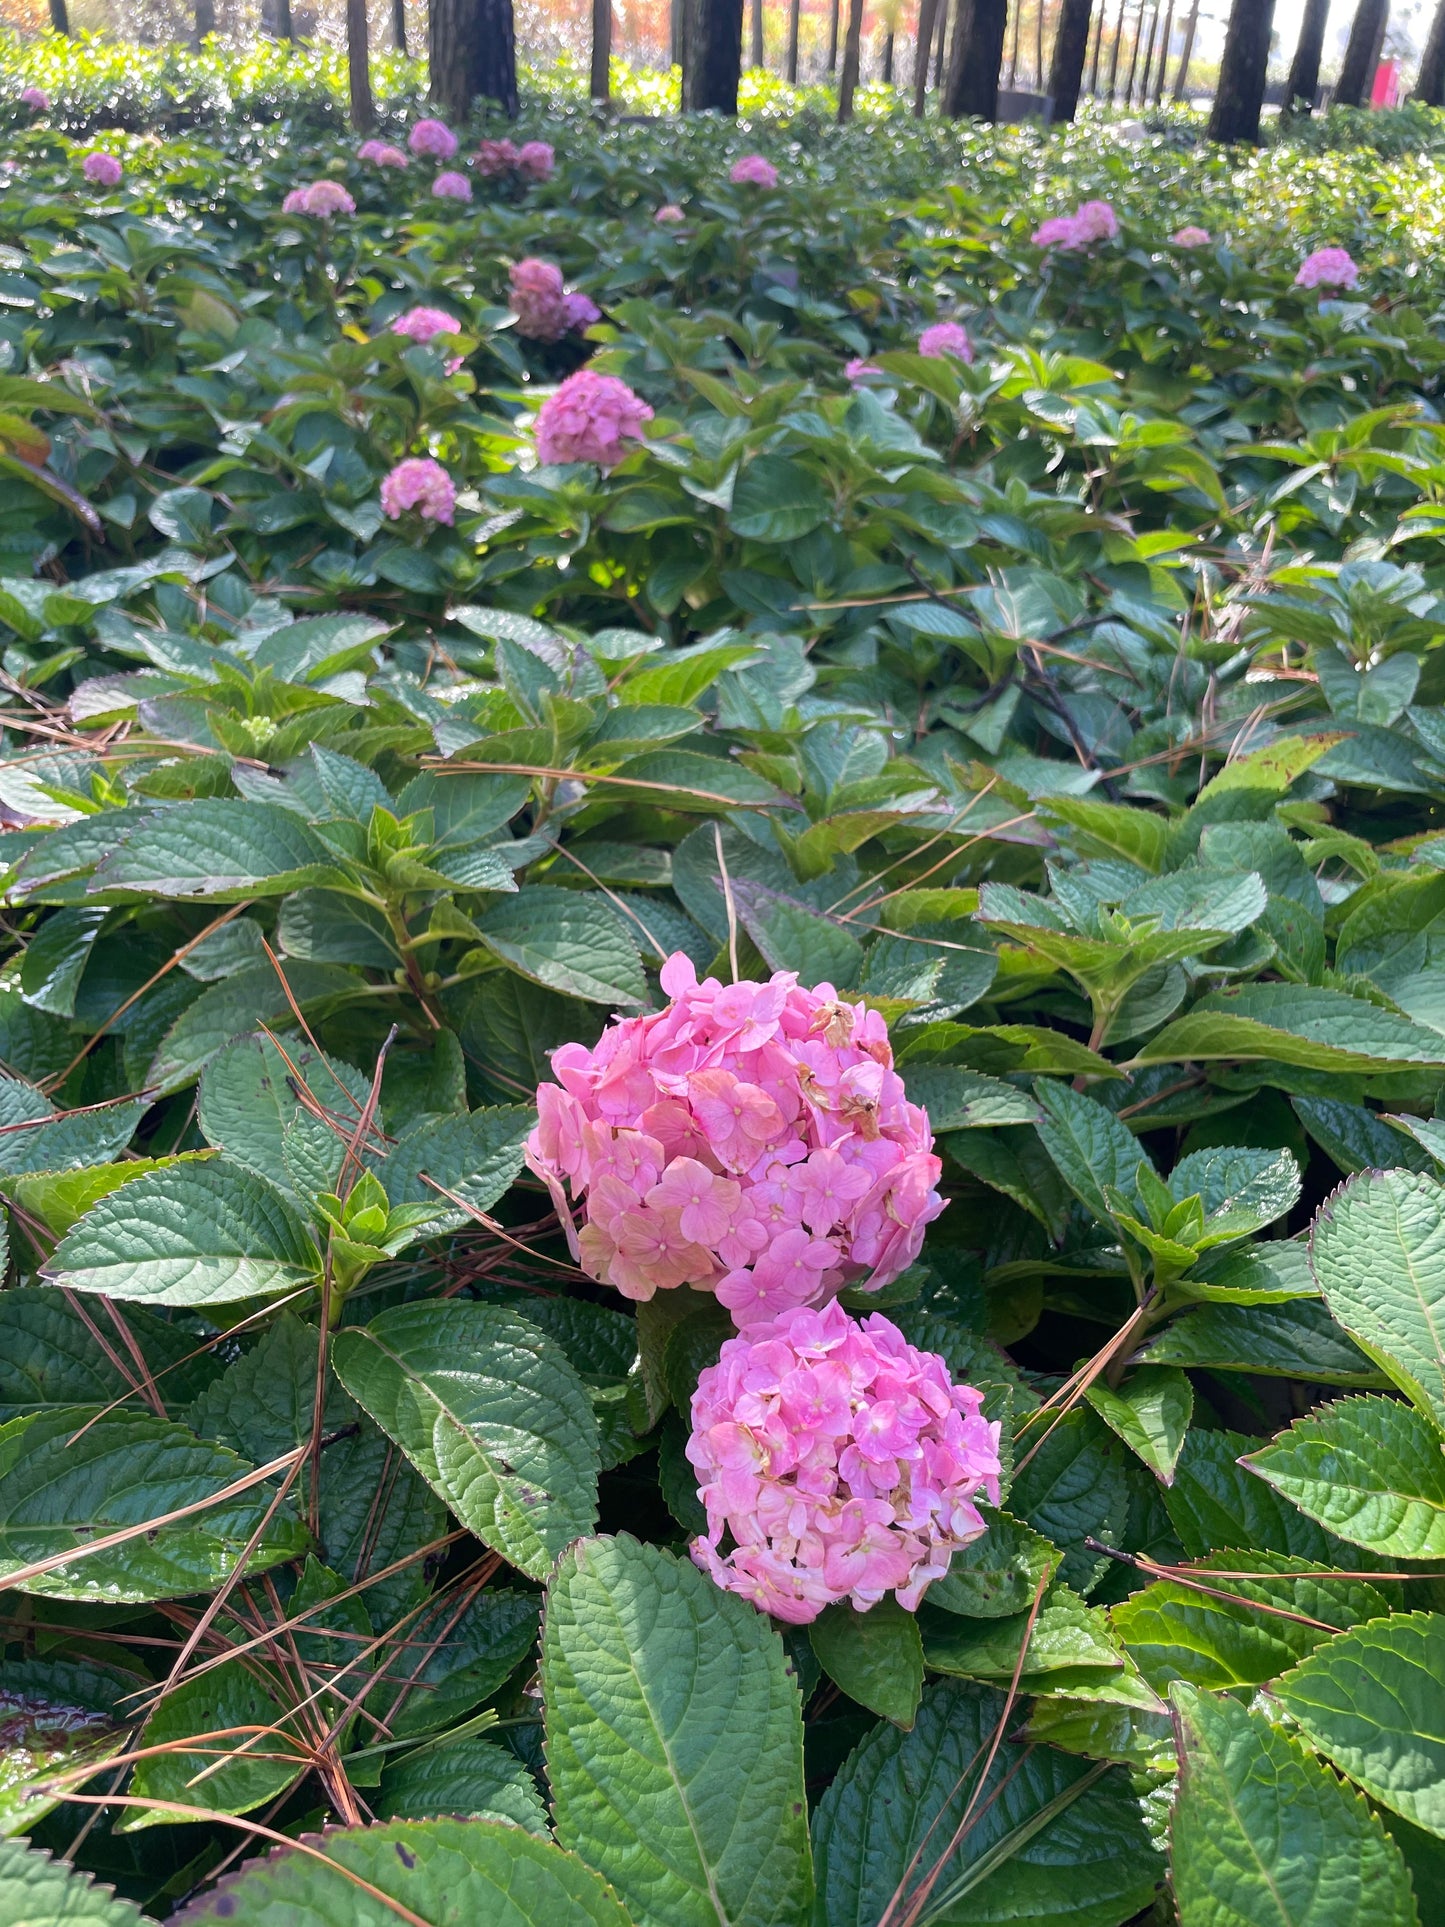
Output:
top-left (1415, 0), bottom-right (1445, 101)
top-left (683, 0), bottom-right (745, 109)
top-left (430, 0), bottom-right (518, 118)
top-left (1104, 0), bottom-right (1126, 96)
top-left (932, 0), bottom-right (949, 81)
top-left (942, 0), bottom-right (1008, 116)
top-left (1123, 0), bottom-right (1146, 100)
top-left (837, 0), bottom-right (865, 113)
top-left (827, 0), bottom-right (841, 70)
top-left (1170, 0), bottom-right (1199, 94)
top-left (48, 0), bottom-right (69, 30)
top-left (1336, 0), bottom-right (1387, 103)
top-left (1034, 0), bottom-right (1045, 86)
top-left (347, 0), bottom-right (374, 129)
top-left (786, 0), bottom-right (800, 77)
top-left (1085, 0), bottom-right (1106, 90)
top-left (392, 0), bottom-right (406, 51)
top-left (1151, 0), bottom-right (1174, 98)
top-left (194, 0), bottom-right (214, 42)
top-left (1284, 0), bottom-right (1329, 108)
top-left (914, 0), bottom-right (940, 105)
top-left (1047, 0), bottom-right (1093, 117)
top-left (750, 0), bottom-right (764, 66)
top-left (883, 28), bottom-right (895, 78)
top-left (1006, 0), bottom-right (1021, 83)
top-left (592, 0), bottom-right (612, 96)
top-left (1138, 0), bottom-right (1161, 97)
top-left (1206, 0), bottom-right (1276, 140)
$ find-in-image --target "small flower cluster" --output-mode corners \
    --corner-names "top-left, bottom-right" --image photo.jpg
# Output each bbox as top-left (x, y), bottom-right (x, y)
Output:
top-left (432, 171), bottom-right (472, 202)
top-left (380, 457), bottom-right (455, 524)
top-left (730, 153), bottom-right (779, 188)
top-left (389, 306), bottom-right (460, 343)
top-left (408, 118), bottom-right (458, 160)
top-left (655, 203), bottom-right (686, 223)
top-left (476, 138), bottom-right (555, 181)
top-left (1032, 198), bottom-right (1119, 250)
top-left (686, 1300), bottom-right (1002, 1622)
top-left (846, 356), bottom-right (881, 383)
top-left (282, 179), bottom-right (355, 218)
top-left (358, 139), bottom-right (408, 168)
top-left (1295, 246), bottom-right (1359, 291)
top-left (508, 258), bottom-right (600, 343)
top-left (82, 152), bottom-right (123, 188)
top-left (918, 320), bottom-right (972, 362)
top-left (20, 86), bottom-right (49, 112)
top-left (526, 953), bottom-right (944, 1324)
top-left (534, 368), bottom-right (654, 467)
top-left (1171, 225), bottom-right (1212, 248)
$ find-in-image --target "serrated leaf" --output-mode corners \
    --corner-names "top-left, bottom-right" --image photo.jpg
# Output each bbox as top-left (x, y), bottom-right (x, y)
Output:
top-left (1137, 986), bottom-right (1445, 1071)
top-left (330, 1302), bottom-right (600, 1580)
top-left (1166, 1429), bottom-right (1369, 1567)
top-left (1244, 1395), bottom-right (1445, 1559)
top-left (1085, 1366), bottom-right (1194, 1482)
top-left (1035, 1080), bottom-right (1153, 1225)
top-left (900, 1064), bottom-right (1040, 1129)
top-left (1272, 1613), bottom-right (1445, 1839)
top-left (542, 1533), bottom-right (813, 1927)
top-left (372, 1733), bottom-right (549, 1833)
top-left (809, 1597), bottom-right (923, 1727)
top-left (0, 1669), bottom-right (125, 1838)
top-left (378, 1105), bottom-right (534, 1229)
top-left (0, 1285), bottom-right (222, 1418)
top-left (1143, 1301), bottom-right (1387, 1386)
top-left (127, 1657), bottom-right (304, 1829)
top-left (1010, 1407), bottom-right (1132, 1594)
top-left (921, 1581), bottom-right (1140, 1691)
top-left (475, 886), bottom-right (646, 1006)
top-left (925, 1505), bottom-right (1062, 1617)
top-left (46, 1161), bottom-right (319, 1306)
top-left (171, 1817), bottom-right (633, 1925)
top-left (1170, 1683), bottom-right (1419, 1927)
top-left (0, 1837), bottom-right (145, 1925)
top-left (148, 963), bottom-right (357, 1097)
top-left (811, 1677), bottom-right (1162, 1927)
top-left (93, 800), bottom-right (336, 899)
top-left (366, 1588), bottom-right (540, 1741)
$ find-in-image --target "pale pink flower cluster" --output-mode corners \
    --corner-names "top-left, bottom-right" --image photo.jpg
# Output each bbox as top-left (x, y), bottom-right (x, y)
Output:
top-left (534, 369), bottom-right (653, 466)
top-left (1171, 225), bottom-right (1211, 248)
top-left (1295, 246), bottom-right (1359, 290)
top-left (846, 356), bottom-right (881, 383)
top-left (476, 138), bottom-right (520, 177)
top-left (731, 153), bottom-right (779, 187)
top-left (432, 171), bottom-right (472, 202)
top-left (408, 118), bottom-right (458, 159)
top-left (1032, 197), bottom-right (1119, 250)
top-left (527, 954), bottom-right (944, 1324)
top-left (656, 203), bottom-right (686, 223)
top-left (918, 320), bottom-right (972, 362)
top-left (359, 139), bottom-right (408, 168)
top-left (687, 1300), bottom-right (1001, 1622)
top-left (81, 152), bottom-right (123, 188)
top-left (282, 179), bottom-right (355, 218)
top-left (508, 258), bottom-right (599, 341)
top-left (390, 306), bottom-right (460, 343)
top-left (518, 140), bottom-right (555, 179)
top-left (20, 86), bottom-right (49, 111)
top-left (379, 457), bottom-right (455, 524)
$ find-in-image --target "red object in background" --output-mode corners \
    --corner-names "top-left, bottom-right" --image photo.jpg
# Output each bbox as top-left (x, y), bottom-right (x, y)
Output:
top-left (1371, 59), bottom-right (1399, 107)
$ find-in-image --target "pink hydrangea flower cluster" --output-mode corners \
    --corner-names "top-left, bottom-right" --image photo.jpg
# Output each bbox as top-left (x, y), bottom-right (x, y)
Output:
top-left (408, 118), bottom-right (458, 159)
top-left (282, 179), bottom-right (355, 218)
top-left (846, 356), bottom-right (882, 383)
top-left (731, 153), bottom-right (779, 187)
top-left (1171, 225), bottom-right (1211, 247)
top-left (518, 140), bottom-right (555, 179)
top-left (526, 954), bottom-right (944, 1324)
top-left (656, 203), bottom-right (686, 223)
top-left (535, 369), bottom-right (652, 466)
top-left (508, 258), bottom-right (599, 341)
top-left (476, 138), bottom-right (520, 177)
top-left (379, 457), bottom-right (455, 524)
top-left (1032, 197), bottom-right (1119, 249)
top-left (1295, 246), bottom-right (1359, 290)
top-left (358, 139), bottom-right (408, 168)
top-left (919, 320), bottom-right (973, 362)
top-left (20, 86), bottom-right (49, 111)
top-left (390, 306), bottom-right (460, 343)
top-left (432, 171), bottom-right (472, 202)
top-left (686, 1299), bottom-right (1002, 1622)
top-left (82, 152), bottom-right (123, 188)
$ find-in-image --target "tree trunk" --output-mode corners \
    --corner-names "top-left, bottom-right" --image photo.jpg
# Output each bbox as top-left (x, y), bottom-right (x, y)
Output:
top-left (932, 0), bottom-right (949, 81)
top-left (347, 0), bottom-right (374, 129)
top-left (1415, 0), bottom-right (1445, 102)
top-left (1283, 0), bottom-right (1328, 107)
top-left (942, 0), bottom-right (1008, 116)
top-left (391, 0), bottom-right (406, 50)
top-left (786, 0), bottom-right (801, 78)
top-left (194, 0), bottom-right (214, 42)
top-left (1170, 0), bottom-right (1199, 95)
top-left (1123, 0), bottom-right (1146, 101)
top-left (683, 0), bottom-right (745, 108)
top-left (1085, 0), bottom-right (1106, 90)
top-left (1104, 0), bottom-right (1126, 96)
top-left (1007, 0), bottom-right (1022, 84)
top-left (592, 0), bottom-right (612, 96)
top-left (750, 0), bottom-right (764, 65)
top-left (1150, 0), bottom-right (1174, 98)
top-left (430, 0), bottom-right (518, 118)
top-left (883, 27), bottom-right (895, 78)
top-left (1138, 0), bottom-right (1161, 97)
top-left (827, 0), bottom-right (841, 70)
top-left (914, 0), bottom-right (940, 105)
top-left (1206, 0), bottom-right (1276, 140)
top-left (1336, 0), bottom-right (1386, 103)
top-left (1047, 0), bottom-right (1093, 117)
top-left (47, 0), bottom-right (69, 30)
top-left (837, 0), bottom-right (865, 113)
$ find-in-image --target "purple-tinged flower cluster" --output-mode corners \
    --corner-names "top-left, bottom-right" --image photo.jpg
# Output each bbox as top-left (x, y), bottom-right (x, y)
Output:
top-left (408, 118), bottom-right (458, 160)
top-left (1032, 198), bottom-right (1119, 250)
top-left (20, 87), bottom-right (49, 112)
top-left (508, 258), bottom-right (599, 341)
top-left (1171, 225), bottom-right (1211, 248)
top-left (81, 152), bottom-right (123, 188)
top-left (517, 140), bottom-right (555, 180)
top-left (380, 457), bottom-right (455, 524)
top-left (432, 171), bottom-right (471, 202)
top-left (282, 179), bottom-right (355, 218)
top-left (526, 954), bottom-right (944, 1325)
top-left (389, 306), bottom-right (460, 343)
top-left (1295, 246), bottom-right (1359, 290)
top-left (358, 140), bottom-right (408, 168)
top-left (918, 320), bottom-right (973, 362)
top-left (533, 369), bottom-right (653, 466)
top-left (730, 153), bottom-right (779, 187)
top-left (686, 1299), bottom-right (1002, 1622)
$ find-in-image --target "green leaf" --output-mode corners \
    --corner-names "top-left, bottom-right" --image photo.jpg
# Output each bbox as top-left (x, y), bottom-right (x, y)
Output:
top-left (198, 1032), bottom-right (377, 1200)
top-left (0, 1285), bottom-right (223, 1418)
top-left (171, 1817), bottom-right (634, 1926)
top-left (377, 1105), bottom-right (534, 1230)
top-left (0, 1407), bottom-right (307, 1600)
top-left (729, 454), bottom-right (829, 541)
top-left (1272, 1614), bottom-right (1445, 1839)
top-left (1166, 1429), bottom-right (1369, 1567)
top-left (1245, 1395), bottom-right (1445, 1560)
top-left (0, 1080), bottom-right (144, 1177)
top-left (1009, 1407), bottom-right (1132, 1594)
top-left (372, 1733), bottom-right (549, 1833)
top-left (330, 1302), bottom-right (600, 1581)
top-left (127, 1657), bottom-right (304, 1829)
top-left (900, 1065), bottom-right (1040, 1129)
top-left (811, 1678), bottom-right (1162, 1927)
top-left (1170, 1683), bottom-right (1419, 1927)
top-left (0, 1837), bottom-right (145, 1925)
top-left (809, 1597), bottom-right (924, 1727)
top-left (3, 1157), bottom-right (208, 1241)
top-left (1136, 986), bottom-right (1445, 1072)
top-left (1143, 1301), bottom-right (1387, 1387)
top-left (1112, 1552), bottom-right (1396, 1694)
top-left (1085, 1366), bottom-right (1194, 1483)
top-left (921, 1583), bottom-right (1149, 1701)
top-left (46, 1161), bottom-right (319, 1306)
top-left (1310, 1170), bottom-right (1445, 1430)
top-left (366, 1589), bottom-right (540, 1742)
top-left (94, 800), bottom-right (336, 899)
top-left (475, 885), bottom-right (647, 1006)
top-left (0, 1667), bottom-right (125, 1838)
top-left (1035, 1080), bottom-right (1152, 1225)
top-left (925, 1505), bottom-right (1062, 1617)
top-left (542, 1532), bottom-right (813, 1927)
top-left (147, 963), bottom-right (357, 1097)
